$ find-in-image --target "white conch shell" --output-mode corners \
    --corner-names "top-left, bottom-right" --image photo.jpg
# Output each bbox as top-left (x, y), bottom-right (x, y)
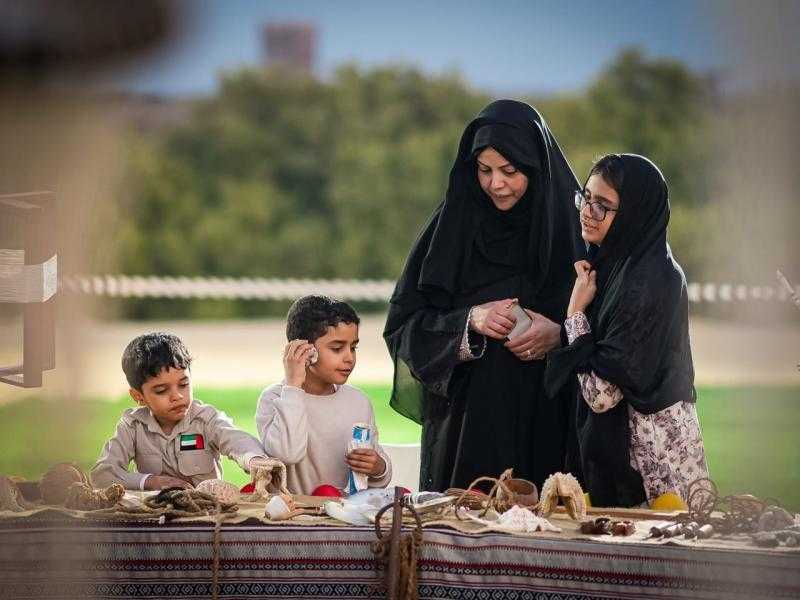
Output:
top-left (536, 472), bottom-right (586, 520)
top-left (265, 493), bottom-right (296, 521)
top-left (196, 479), bottom-right (240, 505)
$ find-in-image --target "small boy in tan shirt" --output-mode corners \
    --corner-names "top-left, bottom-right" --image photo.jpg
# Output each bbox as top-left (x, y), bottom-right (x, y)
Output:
top-left (92, 332), bottom-right (269, 490)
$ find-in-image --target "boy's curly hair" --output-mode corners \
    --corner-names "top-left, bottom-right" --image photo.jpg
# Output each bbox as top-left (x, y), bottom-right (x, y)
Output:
top-left (286, 295), bottom-right (360, 343)
top-left (121, 332), bottom-right (192, 390)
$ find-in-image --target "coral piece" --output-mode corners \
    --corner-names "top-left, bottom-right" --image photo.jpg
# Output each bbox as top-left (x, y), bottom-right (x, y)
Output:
top-left (196, 479), bottom-right (240, 505)
top-left (64, 482), bottom-right (125, 511)
top-left (536, 472), bottom-right (586, 520)
top-left (0, 476), bottom-right (29, 512)
top-left (495, 505), bottom-right (560, 533)
top-left (247, 458), bottom-right (290, 500)
top-left (40, 463), bottom-right (88, 505)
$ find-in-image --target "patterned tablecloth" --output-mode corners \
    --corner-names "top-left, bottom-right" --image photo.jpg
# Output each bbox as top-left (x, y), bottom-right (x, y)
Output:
top-left (1, 513), bottom-right (799, 600)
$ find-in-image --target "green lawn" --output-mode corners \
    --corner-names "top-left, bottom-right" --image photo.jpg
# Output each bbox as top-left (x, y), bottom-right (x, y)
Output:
top-left (1, 385), bottom-right (797, 510)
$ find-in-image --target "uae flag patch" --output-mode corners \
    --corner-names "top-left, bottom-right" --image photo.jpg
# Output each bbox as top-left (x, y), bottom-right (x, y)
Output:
top-left (180, 433), bottom-right (204, 451)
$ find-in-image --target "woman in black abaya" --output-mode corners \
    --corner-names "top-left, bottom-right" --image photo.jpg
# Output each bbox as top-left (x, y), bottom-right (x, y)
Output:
top-left (383, 100), bottom-right (582, 492)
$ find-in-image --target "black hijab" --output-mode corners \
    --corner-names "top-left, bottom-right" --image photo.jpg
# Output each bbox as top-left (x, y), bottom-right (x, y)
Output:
top-left (416, 103), bottom-right (579, 305)
top-left (386, 99), bottom-right (582, 424)
top-left (545, 154), bottom-right (696, 507)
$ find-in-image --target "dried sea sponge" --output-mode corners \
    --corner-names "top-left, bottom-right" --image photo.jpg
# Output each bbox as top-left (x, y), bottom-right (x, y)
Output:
top-left (40, 463), bottom-right (88, 505)
top-left (537, 472), bottom-right (586, 521)
top-left (64, 482), bottom-right (125, 511)
top-left (196, 479), bottom-right (240, 505)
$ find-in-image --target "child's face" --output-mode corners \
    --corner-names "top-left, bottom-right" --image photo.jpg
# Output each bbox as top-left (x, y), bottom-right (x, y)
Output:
top-left (579, 173), bottom-right (620, 246)
top-left (130, 367), bottom-right (193, 428)
top-left (309, 322), bottom-right (359, 386)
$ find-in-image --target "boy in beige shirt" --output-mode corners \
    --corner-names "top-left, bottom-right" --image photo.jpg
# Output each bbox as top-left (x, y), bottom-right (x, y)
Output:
top-left (92, 332), bottom-right (269, 490)
top-left (256, 296), bottom-right (392, 495)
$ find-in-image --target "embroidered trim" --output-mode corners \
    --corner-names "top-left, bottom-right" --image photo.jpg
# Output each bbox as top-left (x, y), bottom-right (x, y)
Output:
top-left (458, 306), bottom-right (487, 361)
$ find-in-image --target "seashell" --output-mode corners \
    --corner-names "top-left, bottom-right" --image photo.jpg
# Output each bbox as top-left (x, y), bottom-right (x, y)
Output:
top-left (265, 493), bottom-right (295, 521)
top-left (196, 479), bottom-right (240, 505)
top-left (536, 472), bottom-right (586, 521)
top-left (40, 463), bottom-right (88, 505)
top-left (758, 506), bottom-right (795, 532)
top-left (610, 520), bottom-right (635, 536)
top-left (496, 477), bottom-right (538, 511)
top-left (0, 476), bottom-right (28, 512)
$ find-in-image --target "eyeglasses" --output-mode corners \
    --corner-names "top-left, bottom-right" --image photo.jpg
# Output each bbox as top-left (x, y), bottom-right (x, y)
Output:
top-left (574, 191), bottom-right (618, 222)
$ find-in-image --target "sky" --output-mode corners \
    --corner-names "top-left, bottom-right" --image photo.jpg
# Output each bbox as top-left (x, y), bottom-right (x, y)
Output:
top-left (87, 0), bottom-right (731, 98)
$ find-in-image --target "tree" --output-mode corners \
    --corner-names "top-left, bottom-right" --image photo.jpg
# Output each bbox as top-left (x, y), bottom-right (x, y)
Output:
top-left (101, 51), bottom-right (716, 318)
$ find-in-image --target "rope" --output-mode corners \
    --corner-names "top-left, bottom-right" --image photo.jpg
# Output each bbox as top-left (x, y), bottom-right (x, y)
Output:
top-left (55, 274), bottom-right (800, 304)
top-left (82, 487), bottom-right (236, 598)
top-left (211, 499), bottom-right (223, 600)
top-left (680, 477), bottom-right (786, 535)
top-left (371, 496), bottom-right (424, 600)
top-left (453, 468), bottom-right (517, 519)
top-left (371, 528), bottom-right (423, 600)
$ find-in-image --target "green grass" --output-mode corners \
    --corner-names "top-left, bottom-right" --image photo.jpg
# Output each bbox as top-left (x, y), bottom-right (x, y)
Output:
top-left (0, 385), bottom-right (797, 510)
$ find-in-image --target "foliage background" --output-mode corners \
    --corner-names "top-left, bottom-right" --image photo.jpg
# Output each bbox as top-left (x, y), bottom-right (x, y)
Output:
top-left (94, 48), bottom-right (737, 320)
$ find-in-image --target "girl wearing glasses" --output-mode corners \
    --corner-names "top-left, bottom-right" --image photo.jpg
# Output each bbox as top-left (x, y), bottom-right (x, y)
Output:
top-left (546, 154), bottom-right (708, 508)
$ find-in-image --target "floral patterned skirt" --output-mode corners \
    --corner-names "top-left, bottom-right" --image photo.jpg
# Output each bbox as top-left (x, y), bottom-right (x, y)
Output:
top-left (628, 401), bottom-right (709, 504)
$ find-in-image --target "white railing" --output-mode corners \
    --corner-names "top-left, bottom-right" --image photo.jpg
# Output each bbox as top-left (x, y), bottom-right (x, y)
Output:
top-left (56, 275), bottom-right (800, 304)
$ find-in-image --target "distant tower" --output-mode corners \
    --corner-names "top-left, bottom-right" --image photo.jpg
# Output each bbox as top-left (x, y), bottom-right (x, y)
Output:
top-left (263, 22), bottom-right (316, 73)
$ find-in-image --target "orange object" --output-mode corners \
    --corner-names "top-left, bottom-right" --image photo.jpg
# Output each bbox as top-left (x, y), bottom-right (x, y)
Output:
top-left (650, 492), bottom-right (687, 511)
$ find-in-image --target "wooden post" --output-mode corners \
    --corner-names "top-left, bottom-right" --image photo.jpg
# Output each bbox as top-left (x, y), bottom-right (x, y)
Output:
top-left (0, 192), bottom-right (56, 388)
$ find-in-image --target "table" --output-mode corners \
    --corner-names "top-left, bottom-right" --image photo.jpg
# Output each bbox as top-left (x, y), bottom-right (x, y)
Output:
top-left (1, 512), bottom-right (799, 599)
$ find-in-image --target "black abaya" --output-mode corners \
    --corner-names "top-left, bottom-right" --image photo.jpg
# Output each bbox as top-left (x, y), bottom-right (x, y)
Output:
top-left (545, 154), bottom-right (697, 507)
top-left (384, 100), bottom-right (582, 491)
